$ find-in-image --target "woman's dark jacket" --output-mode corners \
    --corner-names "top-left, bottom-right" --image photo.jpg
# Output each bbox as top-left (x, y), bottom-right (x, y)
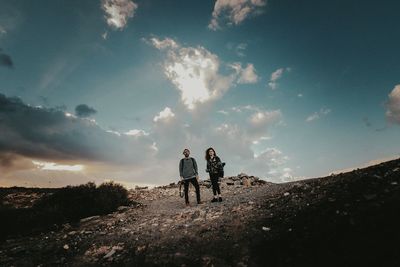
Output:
top-left (206, 156), bottom-right (224, 177)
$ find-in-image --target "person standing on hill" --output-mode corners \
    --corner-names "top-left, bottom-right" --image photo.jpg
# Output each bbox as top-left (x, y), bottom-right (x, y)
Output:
top-left (179, 148), bottom-right (202, 206)
top-left (205, 147), bottom-right (224, 203)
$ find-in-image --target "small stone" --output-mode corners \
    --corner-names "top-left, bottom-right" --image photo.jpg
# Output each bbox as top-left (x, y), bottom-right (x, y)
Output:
top-left (363, 194), bottom-right (377, 200)
top-left (262, 226), bottom-right (271, 231)
top-left (391, 181), bottom-right (398, 185)
top-left (104, 245), bottom-right (123, 259)
top-left (117, 206), bottom-right (129, 212)
top-left (242, 178), bottom-right (252, 187)
top-left (63, 244), bottom-right (69, 250)
top-left (283, 192), bottom-right (290, 196)
top-left (104, 249), bottom-right (116, 259)
top-left (80, 215), bottom-right (100, 223)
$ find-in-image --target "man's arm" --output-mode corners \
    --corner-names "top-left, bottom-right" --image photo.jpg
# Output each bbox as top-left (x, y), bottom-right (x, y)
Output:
top-left (192, 158), bottom-right (198, 175)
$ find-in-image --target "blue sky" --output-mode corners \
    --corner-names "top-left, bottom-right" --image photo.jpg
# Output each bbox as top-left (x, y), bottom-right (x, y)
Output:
top-left (1, 0), bottom-right (400, 188)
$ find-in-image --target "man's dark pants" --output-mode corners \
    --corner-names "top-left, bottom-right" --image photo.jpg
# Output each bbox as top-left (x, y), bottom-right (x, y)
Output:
top-left (183, 177), bottom-right (201, 204)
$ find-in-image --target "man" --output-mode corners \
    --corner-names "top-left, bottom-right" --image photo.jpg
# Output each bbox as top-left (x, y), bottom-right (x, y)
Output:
top-left (179, 148), bottom-right (202, 206)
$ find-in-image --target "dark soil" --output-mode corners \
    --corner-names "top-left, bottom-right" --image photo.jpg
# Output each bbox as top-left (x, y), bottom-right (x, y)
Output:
top-left (1, 158), bottom-right (399, 266)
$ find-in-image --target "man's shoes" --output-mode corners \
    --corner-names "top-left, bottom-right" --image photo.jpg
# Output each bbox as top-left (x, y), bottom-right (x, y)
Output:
top-left (211, 198), bottom-right (218, 203)
top-left (185, 202), bottom-right (190, 206)
top-left (218, 197), bottom-right (223, 202)
top-left (197, 201), bottom-right (203, 204)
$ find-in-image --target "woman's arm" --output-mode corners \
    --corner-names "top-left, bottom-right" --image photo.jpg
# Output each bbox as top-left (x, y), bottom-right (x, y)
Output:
top-left (216, 156), bottom-right (222, 166)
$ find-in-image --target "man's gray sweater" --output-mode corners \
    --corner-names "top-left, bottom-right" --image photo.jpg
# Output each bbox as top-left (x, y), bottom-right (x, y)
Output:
top-left (179, 157), bottom-right (198, 180)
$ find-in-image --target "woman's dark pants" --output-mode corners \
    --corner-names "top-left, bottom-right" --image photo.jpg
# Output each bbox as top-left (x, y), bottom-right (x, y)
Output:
top-left (210, 173), bottom-right (221, 195)
top-left (184, 177), bottom-right (201, 204)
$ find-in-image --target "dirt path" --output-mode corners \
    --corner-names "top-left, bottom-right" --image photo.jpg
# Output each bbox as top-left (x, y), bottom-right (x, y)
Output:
top-left (0, 179), bottom-right (281, 266)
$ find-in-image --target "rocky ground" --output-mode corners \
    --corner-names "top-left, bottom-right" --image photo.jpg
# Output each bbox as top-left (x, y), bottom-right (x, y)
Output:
top-left (1, 158), bottom-right (400, 266)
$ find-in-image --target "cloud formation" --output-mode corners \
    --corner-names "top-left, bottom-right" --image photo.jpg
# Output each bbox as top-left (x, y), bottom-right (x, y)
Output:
top-left (268, 67), bottom-right (290, 90)
top-left (101, 0), bottom-right (138, 30)
top-left (149, 37), bottom-right (236, 110)
top-left (0, 48), bottom-right (13, 68)
top-left (230, 63), bottom-right (258, 84)
top-left (250, 148), bottom-right (294, 182)
top-left (149, 37), bottom-right (179, 50)
top-left (209, 0), bottom-right (266, 31)
top-left (148, 37), bottom-right (259, 110)
top-left (0, 93), bottom-right (155, 165)
top-left (0, 92), bottom-right (292, 185)
top-left (385, 85), bottom-right (400, 125)
top-left (75, 104), bottom-right (97, 118)
top-left (306, 108), bottom-right (331, 122)
top-left (153, 107), bottom-right (175, 122)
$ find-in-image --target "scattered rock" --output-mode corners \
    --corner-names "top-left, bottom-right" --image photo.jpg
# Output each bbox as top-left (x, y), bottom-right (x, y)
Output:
top-left (80, 216), bottom-right (100, 223)
top-left (363, 194), bottom-right (377, 200)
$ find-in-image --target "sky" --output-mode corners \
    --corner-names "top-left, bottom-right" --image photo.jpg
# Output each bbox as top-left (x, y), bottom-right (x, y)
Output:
top-left (1, 0), bottom-right (400, 188)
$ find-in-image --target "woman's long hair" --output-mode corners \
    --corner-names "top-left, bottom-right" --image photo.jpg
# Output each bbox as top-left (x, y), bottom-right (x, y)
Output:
top-left (205, 147), bottom-right (217, 161)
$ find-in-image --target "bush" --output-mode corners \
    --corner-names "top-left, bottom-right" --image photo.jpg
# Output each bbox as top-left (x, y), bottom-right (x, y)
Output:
top-left (0, 181), bottom-right (131, 240)
top-left (96, 181), bottom-right (130, 213)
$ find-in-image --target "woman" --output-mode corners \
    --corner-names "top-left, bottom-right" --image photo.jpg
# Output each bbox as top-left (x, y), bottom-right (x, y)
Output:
top-left (205, 147), bottom-right (223, 202)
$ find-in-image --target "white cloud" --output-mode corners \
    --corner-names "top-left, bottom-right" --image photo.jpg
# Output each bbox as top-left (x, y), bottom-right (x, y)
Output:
top-left (249, 110), bottom-right (282, 128)
top-left (153, 107), bottom-right (175, 122)
top-left (306, 108), bottom-right (331, 122)
top-left (298, 93), bottom-right (303, 98)
top-left (385, 85), bottom-right (400, 124)
top-left (209, 0), bottom-right (267, 31)
top-left (148, 37), bottom-right (237, 110)
top-left (164, 47), bottom-right (230, 109)
top-left (247, 147), bottom-right (294, 182)
top-left (218, 110), bottom-right (229, 115)
top-left (125, 129), bottom-right (149, 137)
top-left (32, 161), bottom-right (84, 172)
top-left (148, 37), bottom-right (261, 110)
top-left (101, 0), bottom-right (138, 30)
top-left (230, 63), bottom-right (259, 84)
top-left (227, 42), bottom-right (248, 57)
top-left (149, 37), bottom-right (179, 50)
top-left (268, 67), bottom-right (290, 90)
top-left (146, 103), bottom-right (287, 183)
top-left (231, 105), bottom-right (258, 113)
top-left (247, 109), bottom-right (282, 139)
top-left (236, 43), bottom-right (247, 57)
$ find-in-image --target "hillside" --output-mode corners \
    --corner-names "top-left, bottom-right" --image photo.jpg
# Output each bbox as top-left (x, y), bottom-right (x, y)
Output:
top-left (1, 158), bottom-right (400, 266)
